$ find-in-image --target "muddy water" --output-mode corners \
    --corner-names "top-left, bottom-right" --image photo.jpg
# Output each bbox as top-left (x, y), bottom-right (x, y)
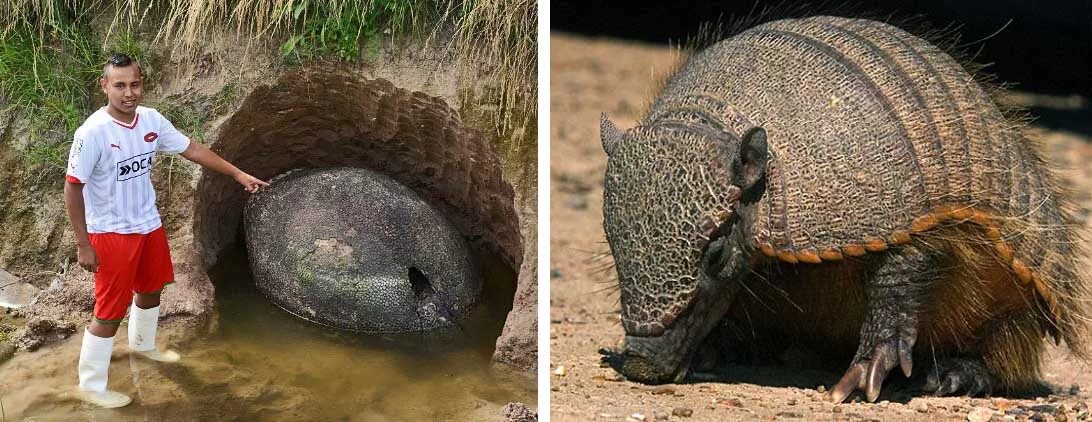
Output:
top-left (0, 249), bottom-right (534, 421)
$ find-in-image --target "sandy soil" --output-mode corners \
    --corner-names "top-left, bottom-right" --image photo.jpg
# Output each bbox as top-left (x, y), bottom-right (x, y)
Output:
top-left (549, 32), bottom-right (1092, 422)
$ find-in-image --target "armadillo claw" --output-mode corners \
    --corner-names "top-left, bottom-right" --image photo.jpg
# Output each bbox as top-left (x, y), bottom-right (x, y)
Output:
top-left (829, 362), bottom-right (866, 403)
top-left (923, 357), bottom-right (997, 397)
top-left (828, 337), bottom-right (911, 403)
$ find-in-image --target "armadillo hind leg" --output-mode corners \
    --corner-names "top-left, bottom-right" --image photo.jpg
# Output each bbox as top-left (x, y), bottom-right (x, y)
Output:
top-left (922, 357), bottom-right (999, 397)
top-left (830, 244), bottom-right (940, 403)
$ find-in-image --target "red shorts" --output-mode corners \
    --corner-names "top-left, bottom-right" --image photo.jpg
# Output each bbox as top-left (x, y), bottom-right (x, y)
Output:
top-left (88, 226), bottom-right (174, 324)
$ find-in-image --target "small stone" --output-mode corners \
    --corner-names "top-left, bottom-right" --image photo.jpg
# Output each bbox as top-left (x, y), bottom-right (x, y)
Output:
top-left (566, 193), bottom-right (588, 210)
top-left (1031, 405), bottom-right (1059, 414)
top-left (1072, 385), bottom-right (1082, 395)
top-left (817, 385), bottom-right (826, 393)
top-left (671, 407), bottom-right (693, 418)
top-left (716, 398), bottom-right (742, 407)
top-left (968, 407), bottom-right (996, 422)
top-left (1031, 413), bottom-right (1048, 422)
top-left (1005, 407), bottom-right (1028, 417)
top-left (626, 413), bottom-right (646, 422)
top-left (550, 268), bottom-right (562, 279)
top-left (787, 398), bottom-right (797, 405)
top-left (553, 366), bottom-right (566, 377)
top-left (776, 411), bottom-right (804, 418)
top-left (649, 386), bottom-right (676, 395)
top-left (550, 386), bottom-right (559, 392)
top-left (911, 400), bottom-right (929, 413)
top-left (654, 411), bottom-right (669, 421)
top-left (593, 373), bottom-right (625, 382)
top-left (0, 342), bottom-right (15, 362)
top-left (502, 402), bottom-right (536, 422)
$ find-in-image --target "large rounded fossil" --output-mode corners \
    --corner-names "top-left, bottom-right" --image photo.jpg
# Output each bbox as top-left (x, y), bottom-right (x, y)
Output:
top-left (244, 167), bottom-right (480, 333)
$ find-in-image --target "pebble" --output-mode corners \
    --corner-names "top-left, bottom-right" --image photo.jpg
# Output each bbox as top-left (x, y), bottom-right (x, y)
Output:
top-left (0, 342), bottom-right (15, 362)
top-left (1005, 407), bottom-right (1028, 417)
top-left (626, 413), bottom-right (647, 422)
top-left (817, 385), bottom-right (826, 393)
top-left (831, 405), bottom-right (842, 413)
top-left (776, 411), bottom-right (804, 418)
top-left (967, 407), bottom-right (996, 422)
top-left (1072, 385), bottom-right (1083, 395)
top-left (654, 411), bottom-right (669, 421)
top-left (671, 407), bottom-right (693, 418)
top-left (911, 400), bottom-right (929, 413)
top-left (716, 398), bottom-right (742, 407)
top-left (787, 398), bottom-right (797, 405)
top-left (567, 193), bottom-right (588, 210)
top-left (592, 373), bottom-right (625, 382)
top-left (554, 366), bottom-right (567, 377)
top-left (550, 268), bottom-right (562, 279)
top-left (1031, 405), bottom-right (1059, 413)
top-left (649, 386), bottom-right (676, 395)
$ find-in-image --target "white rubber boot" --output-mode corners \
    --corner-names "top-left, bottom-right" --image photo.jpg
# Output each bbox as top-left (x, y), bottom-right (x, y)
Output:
top-left (77, 328), bottom-right (132, 408)
top-left (128, 304), bottom-right (181, 362)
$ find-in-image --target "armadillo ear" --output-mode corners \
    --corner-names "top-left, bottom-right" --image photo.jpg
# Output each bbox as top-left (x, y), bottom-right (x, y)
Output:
top-left (601, 113), bottom-right (623, 155)
top-left (734, 126), bottom-right (768, 202)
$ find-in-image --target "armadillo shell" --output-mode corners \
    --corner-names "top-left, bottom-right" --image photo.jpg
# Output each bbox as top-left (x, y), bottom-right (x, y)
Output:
top-left (244, 167), bottom-right (480, 333)
top-left (651, 15), bottom-right (1063, 267)
top-left (631, 16), bottom-right (1072, 331)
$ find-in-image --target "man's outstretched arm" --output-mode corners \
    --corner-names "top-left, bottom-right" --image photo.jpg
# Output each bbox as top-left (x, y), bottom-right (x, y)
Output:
top-left (179, 142), bottom-right (269, 192)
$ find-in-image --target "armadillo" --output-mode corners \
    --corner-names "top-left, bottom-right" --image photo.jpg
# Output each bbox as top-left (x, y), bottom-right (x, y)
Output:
top-left (599, 16), bottom-right (1090, 402)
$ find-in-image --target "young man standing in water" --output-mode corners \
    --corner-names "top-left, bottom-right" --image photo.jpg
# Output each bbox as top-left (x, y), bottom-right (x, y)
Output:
top-left (64, 53), bottom-right (268, 408)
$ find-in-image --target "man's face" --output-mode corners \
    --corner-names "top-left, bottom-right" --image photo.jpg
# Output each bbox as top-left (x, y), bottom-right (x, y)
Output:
top-left (100, 64), bottom-right (142, 116)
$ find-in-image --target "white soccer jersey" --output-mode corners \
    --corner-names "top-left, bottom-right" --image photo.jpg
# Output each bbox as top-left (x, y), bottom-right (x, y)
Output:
top-left (65, 106), bottom-right (191, 234)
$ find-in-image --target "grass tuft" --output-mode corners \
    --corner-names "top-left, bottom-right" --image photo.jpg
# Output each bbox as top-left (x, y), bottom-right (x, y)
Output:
top-left (454, 0), bottom-right (537, 132)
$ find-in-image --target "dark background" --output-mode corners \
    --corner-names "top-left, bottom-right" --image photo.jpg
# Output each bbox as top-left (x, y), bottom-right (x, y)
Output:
top-left (552, 0), bottom-right (1092, 98)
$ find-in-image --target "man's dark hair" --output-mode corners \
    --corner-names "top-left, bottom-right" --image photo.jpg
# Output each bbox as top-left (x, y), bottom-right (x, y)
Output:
top-left (102, 53), bottom-right (142, 78)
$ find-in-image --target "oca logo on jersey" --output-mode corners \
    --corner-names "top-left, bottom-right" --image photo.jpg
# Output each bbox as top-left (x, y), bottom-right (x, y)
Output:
top-left (116, 151), bottom-right (154, 181)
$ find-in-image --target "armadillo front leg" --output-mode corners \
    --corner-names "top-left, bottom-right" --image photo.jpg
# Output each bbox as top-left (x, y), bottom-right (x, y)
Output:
top-left (829, 244), bottom-right (937, 403)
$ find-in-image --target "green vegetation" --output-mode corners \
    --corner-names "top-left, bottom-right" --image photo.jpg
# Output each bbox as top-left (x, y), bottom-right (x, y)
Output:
top-left (455, 0), bottom-right (537, 132)
top-left (0, 7), bottom-right (151, 172)
top-left (0, 0), bottom-right (536, 171)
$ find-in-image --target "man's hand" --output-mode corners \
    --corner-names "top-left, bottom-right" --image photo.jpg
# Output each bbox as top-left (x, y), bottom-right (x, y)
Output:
top-left (181, 142), bottom-right (269, 192)
top-left (77, 243), bottom-right (99, 273)
top-left (235, 171), bottom-right (270, 193)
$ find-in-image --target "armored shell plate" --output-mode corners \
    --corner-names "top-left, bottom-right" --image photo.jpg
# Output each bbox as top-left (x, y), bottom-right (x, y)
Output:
top-left (245, 167), bottom-right (480, 333)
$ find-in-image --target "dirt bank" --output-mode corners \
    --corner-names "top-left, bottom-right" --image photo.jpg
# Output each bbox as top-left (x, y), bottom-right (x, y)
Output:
top-left (549, 32), bottom-right (1092, 421)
